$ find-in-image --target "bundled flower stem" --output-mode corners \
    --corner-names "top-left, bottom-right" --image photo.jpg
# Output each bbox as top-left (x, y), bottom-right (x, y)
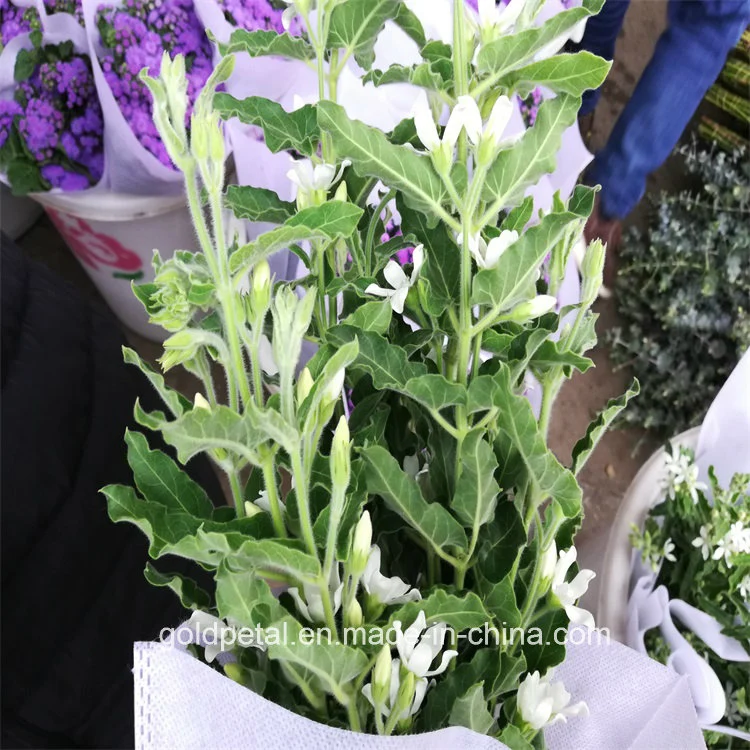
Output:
top-left (103, 1), bottom-right (631, 746)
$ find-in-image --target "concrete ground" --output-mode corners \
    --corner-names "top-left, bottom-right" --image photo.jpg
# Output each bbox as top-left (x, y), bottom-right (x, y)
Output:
top-left (12, 1), bottom-right (679, 615)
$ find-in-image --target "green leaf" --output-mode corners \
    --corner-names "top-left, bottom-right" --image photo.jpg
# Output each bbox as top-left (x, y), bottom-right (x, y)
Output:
top-left (229, 202), bottom-right (364, 277)
top-left (101, 484), bottom-right (273, 564)
top-left (364, 62), bottom-right (448, 93)
top-left (476, 502), bottom-right (526, 585)
top-left (403, 374), bottom-right (467, 412)
top-left (123, 346), bottom-right (191, 417)
top-left (317, 100), bottom-right (448, 219)
top-left (481, 575), bottom-right (522, 629)
top-left (501, 197), bottom-right (535, 233)
top-left (452, 430), bottom-right (499, 530)
top-left (491, 366), bottom-right (582, 517)
top-left (342, 300), bottom-right (392, 334)
top-left (216, 563), bottom-right (288, 628)
top-left (158, 405), bottom-right (267, 465)
top-left (247, 407), bottom-right (300, 456)
top-left (393, 3), bottom-right (426, 47)
top-left (328, 0), bottom-right (400, 69)
top-left (504, 51), bottom-right (611, 98)
top-left (390, 590), bottom-right (491, 632)
top-left (448, 684), bottom-right (496, 734)
top-left (475, 0), bottom-right (605, 87)
top-left (267, 616), bottom-right (369, 698)
top-left (217, 29), bottom-right (315, 61)
top-left (214, 94), bottom-right (319, 156)
top-left (498, 725), bottom-right (534, 750)
top-left (398, 198), bottom-right (460, 315)
top-left (530, 340), bottom-right (594, 375)
top-left (223, 538), bottom-right (320, 583)
top-left (14, 48), bottom-right (38, 82)
top-left (361, 445), bottom-right (467, 555)
top-left (472, 186), bottom-right (595, 310)
top-left (125, 430), bottom-right (214, 517)
top-left (327, 326), bottom-right (427, 390)
top-left (144, 563), bottom-right (212, 610)
top-left (224, 184), bottom-right (295, 224)
top-left (571, 379), bottom-right (640, 475)
top-left (481, 95), bottom-right (582, 210)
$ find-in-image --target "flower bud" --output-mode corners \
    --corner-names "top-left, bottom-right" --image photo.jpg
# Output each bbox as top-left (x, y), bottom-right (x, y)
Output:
top-left (296, 367), bottom-right (314, 405)
top-left (193, 392), bottom-right (211, 411)
top-left (331, 416), bottom-right (351, 490)
top-left (244, 501), bottom-right (265, 518)
top-left (251, 260), bottom-right (272, 315)
top-left (371, 645), bottom-right (392, 706)
top-left (345, 598), bottom-right (364, 629)
top-left (223, 662), bottom-right (245, 685)
top-left (334, 180), bottom-right (348, 203)
top-left (507, 294), bottom-right (557, 322)
top-left (351, 510), bottom-right (372, 574)
top-left (324, 367), bottom-right (346, 405)
top-left (160, 329), bottom-right (200, 371)
top-left (395, 669), bottom-right (416, 717)
top-left (539, 540), bottom-right (557, 588)
top-left (580, 239), bottom-right (606, 307)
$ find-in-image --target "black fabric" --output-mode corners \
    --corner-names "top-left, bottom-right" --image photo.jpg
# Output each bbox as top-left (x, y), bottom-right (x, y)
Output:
top-left (1, 234), bottom-right (220, 749)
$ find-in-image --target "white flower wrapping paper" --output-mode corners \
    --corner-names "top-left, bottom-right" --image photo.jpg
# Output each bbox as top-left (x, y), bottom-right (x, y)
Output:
top-left (626, 350), bottom-right (750, 739)
top-left (0, 2), bottom-right (105, 191)
top-left (132, 629), bottom-right (706, 749)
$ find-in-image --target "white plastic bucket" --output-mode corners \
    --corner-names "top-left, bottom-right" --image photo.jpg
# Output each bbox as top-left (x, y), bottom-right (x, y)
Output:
top-left (1, 183), bottom-right (43, 240)
top-left (596, 427), bottom-right (701, 643)
top-left (32, 190), bottom-right (196, 341)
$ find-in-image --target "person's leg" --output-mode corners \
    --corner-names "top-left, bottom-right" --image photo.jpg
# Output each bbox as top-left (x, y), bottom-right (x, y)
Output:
top-left (571, 0), bottom-right (632, 116)
top-left (588, 0), bottom-right (750, 221)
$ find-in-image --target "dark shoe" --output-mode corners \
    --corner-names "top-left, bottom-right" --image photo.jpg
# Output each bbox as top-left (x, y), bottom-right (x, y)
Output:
top-left (584, 196), bottom-right (622, 289)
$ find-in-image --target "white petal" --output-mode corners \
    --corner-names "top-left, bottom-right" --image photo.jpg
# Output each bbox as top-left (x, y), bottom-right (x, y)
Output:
top-left (411, 244), bottom-right (425, 279)
top-left (390, 286), bottom-right (409, 315)
top-left (288, 587), bottom-right (312, 622)
top-left (486, 95), bottom-right (513, 146)
top-left (413, 95), bottom-right (441, 151)
top-left (406, 641), bottom-right (435, 678)
top-left (312, 163), bottom-right (336, 191)
top-left (410, 678), bottom-right (429, 716)
top-left (497, 0), bottom-right (525, 30)
top-left (365, 283), bottom-right (394, 299)
top-left (560, 700), bottom-right (590, 720)
top-left (383, 259), bottom-right (409, 290)
top-left (478, 0), bottom-right (499, 26)
top-left (567, 569), bottom-right (596, 600)
top-left (565, 604), bottom-right (596, 631)
top-left (447, 96), bottom-right (483, 147)
top-left (424, 649), bottom-right (458, 677)
top-left (485, 230), bottom-right (517, 267)
top-left (281, 6), bottom-right (296, 31)
top-left (554, 547), bottom-right (577, 587)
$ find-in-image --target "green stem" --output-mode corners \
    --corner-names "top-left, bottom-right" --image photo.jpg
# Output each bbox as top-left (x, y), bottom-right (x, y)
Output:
top-left (347, 697), bottom-right (362, 732)
top-left (291, 450), bottom-right (319, 559)
top-left (228, 470), bottom-right (245, 518)
top-left (261, 453), bottom-right (287, 538)
top-left (365, 189), bottom-right (396, 277)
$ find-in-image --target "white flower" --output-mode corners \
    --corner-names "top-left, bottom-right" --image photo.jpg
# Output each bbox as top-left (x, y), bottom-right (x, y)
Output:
top-left (727, 521), bottom-right (750, 554)
top-left (482, 95), bottom-right (514, 150)
top-left (682, 462), bottom-right (708, 504)
top-left (289, 565), bottom-right (343, 623)
top-left (365, 244), bottom-right (424, 314)
top-left (662, 449), bottom-right (693, 499)
top-left (287, 158), bottom-right (350, 206)
top-left (413, 94), bottom-right (482, 153)
top-left (539, 541), bottom-right (558, 584)
top-left (394, 611), bottom-right (458, 679)
top-left (691, 525), bottom-right (711, 561)
top-left (362, 658), bottom-right (429, 722)
top-left (662, 538), bottom-right (677, 563)
top-left (362, 545), bottom-right (421, 605)
top-left (517, 670), bottom-right (589, 731)
top-left (551, 547), bottom-right (596, 630)
top-left (193, 392), bottom-right (211, 410)
top-left (183, 611), bottom-right (241, 662)
top-left (738, 574), bottom-right (750, 601)
top-left (463, 230), bottom-right (518, 270)
top-left (444, 96), bottom-right (483, 147)
top-left (476, 0), bottom-right (525, 35)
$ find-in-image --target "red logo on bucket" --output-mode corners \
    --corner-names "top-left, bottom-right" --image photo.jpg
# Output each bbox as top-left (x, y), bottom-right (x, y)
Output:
top-left (46, 209), bottom-right (143, 273)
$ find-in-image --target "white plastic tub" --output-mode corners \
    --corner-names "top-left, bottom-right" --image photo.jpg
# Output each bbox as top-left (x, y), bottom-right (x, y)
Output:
top-left (33, 190), bottom-right (196, 340)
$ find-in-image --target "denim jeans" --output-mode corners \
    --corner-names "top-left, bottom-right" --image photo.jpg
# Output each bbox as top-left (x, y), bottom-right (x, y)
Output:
top-left (574, 0), bottom-right (750, 220)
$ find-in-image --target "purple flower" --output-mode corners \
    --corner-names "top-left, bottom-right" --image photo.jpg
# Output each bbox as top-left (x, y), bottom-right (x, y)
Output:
top-left (0, 99), bottom-right (23, 148)
top-left (0, 0), bottom-right (38, 47)
top-left (96, 0), bottom-right (214, 168)
top-left (220, 0), bottom-right (301, 34)
top-left (41, 164), bottom-right (91, 190)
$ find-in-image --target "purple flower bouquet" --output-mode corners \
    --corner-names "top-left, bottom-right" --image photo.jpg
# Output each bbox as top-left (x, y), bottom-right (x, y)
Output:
top-left (0, 2), bottom-right (104, 194)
